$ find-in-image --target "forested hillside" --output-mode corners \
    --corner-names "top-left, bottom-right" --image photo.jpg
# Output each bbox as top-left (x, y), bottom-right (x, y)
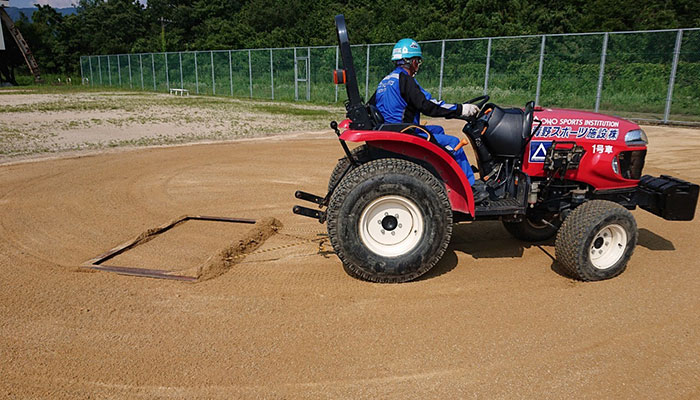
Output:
top-left (2, 0), bottom-right (699, 79)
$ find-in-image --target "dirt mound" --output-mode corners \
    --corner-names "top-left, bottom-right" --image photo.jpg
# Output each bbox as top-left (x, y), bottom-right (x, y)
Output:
top-left (197, 217), bottom-right (282, 281)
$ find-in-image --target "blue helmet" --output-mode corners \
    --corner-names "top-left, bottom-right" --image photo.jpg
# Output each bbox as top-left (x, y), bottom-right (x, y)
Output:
top-left (391, 38), bottom-right (422, 61)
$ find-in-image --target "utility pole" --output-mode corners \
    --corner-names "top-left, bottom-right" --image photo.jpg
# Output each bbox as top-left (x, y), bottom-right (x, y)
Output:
top-left (160, 17), bottom-right (167, 52)
top-left (159, 16), bottom-right (173, 53)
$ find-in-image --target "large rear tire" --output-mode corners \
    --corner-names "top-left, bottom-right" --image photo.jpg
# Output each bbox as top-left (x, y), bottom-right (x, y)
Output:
top-left (555, 200), bottom-right (637, 281)
top-left (326, 158), bottom-right (452, 283)
top-left (327, 145), bottom-right (370, 192)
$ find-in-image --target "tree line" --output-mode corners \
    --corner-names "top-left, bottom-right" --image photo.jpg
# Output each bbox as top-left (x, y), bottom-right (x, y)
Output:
top-left (1, 0), bottom-right (699, 84)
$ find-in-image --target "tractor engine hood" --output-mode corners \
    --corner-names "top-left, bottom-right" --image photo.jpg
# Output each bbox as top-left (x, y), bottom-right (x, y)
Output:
top-left (532, 108), bottom-right (644, 147)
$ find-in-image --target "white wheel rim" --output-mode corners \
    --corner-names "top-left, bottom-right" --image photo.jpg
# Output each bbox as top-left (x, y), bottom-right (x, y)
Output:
top-left (589, 224), bottom-right (627, 270)
top-left (358, 195), bottom-right (424, 257)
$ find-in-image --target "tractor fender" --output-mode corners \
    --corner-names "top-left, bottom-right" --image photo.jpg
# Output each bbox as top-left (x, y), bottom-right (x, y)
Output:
top-left (340, 129), bottom-right (475, 216)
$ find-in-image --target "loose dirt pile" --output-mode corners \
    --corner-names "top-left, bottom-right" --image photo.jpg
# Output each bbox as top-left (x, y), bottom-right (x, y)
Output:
top-left (198, 217), bottom-right (282, 281)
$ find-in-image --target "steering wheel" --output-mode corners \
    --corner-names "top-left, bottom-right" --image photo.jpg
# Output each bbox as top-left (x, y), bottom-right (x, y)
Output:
top-left (465, 95), bottom-right (490, 110)
top-left (459, 94), bottom-right (490, 122)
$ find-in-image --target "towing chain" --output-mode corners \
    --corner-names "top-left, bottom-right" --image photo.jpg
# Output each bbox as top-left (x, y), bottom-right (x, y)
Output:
top-left (234, 228), bottom-right (329, 260)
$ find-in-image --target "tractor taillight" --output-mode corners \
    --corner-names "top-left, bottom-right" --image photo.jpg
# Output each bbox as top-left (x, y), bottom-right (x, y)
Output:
top-left (333, 69), bottom-right (347, 85)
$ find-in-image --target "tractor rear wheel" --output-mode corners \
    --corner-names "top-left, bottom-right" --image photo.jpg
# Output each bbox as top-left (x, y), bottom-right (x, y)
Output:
top-left (326, 158), bottom-right (452, 283)
top-left (555, 200), bottom-right (637, 281)
top-left (327, 145), bottom-right (370, 192)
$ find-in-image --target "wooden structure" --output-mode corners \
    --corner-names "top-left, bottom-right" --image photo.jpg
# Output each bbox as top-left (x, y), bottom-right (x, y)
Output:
top-left (0, 6), bottom-right (42, 83)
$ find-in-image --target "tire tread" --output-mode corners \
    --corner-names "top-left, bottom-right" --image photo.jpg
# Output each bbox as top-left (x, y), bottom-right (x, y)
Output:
top-left (327, 158), bottom-right (452, 283)
top-left (555, 200), bottom-right (637, 281)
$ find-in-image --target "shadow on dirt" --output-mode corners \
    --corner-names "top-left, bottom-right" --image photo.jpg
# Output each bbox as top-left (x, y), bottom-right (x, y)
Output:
top-left (637, 228), bottom-right (675, 251)
top-left (449, 221), bottom-right (539, 259)
top-left (419, 221), bottom-right (542, 281)
top-left (423, 222), bottom-right (676, 282)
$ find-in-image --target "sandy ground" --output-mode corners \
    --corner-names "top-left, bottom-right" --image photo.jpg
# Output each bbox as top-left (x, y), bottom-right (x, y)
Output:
top-left (1, 110), bottom-right (700, 398)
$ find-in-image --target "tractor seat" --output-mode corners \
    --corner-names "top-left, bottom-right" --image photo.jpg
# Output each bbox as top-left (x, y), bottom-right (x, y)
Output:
top-left (365, 104), bottom-right (460, 161)
top-left (367, 104), bottom-right (433, 142)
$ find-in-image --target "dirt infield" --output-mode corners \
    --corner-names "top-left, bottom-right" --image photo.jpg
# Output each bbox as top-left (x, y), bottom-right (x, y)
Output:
top-left (1, 116), bottom-right (700, 397)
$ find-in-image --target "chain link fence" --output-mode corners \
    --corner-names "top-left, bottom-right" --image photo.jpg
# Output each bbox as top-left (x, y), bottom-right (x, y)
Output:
top-left (81, 28), bottom-right (700, 125)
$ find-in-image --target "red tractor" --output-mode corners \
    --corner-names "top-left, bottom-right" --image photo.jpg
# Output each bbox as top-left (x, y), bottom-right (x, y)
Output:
top-left (294, 15), bottom-right (699, 283)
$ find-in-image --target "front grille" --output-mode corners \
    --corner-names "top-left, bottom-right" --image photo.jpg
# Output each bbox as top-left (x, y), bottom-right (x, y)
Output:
top-left (619, 150), bottom-right (646, 180)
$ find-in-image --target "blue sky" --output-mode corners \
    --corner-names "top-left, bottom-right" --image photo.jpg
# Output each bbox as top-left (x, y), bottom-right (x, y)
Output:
top-left (10, 0), bottom-right (147, 8)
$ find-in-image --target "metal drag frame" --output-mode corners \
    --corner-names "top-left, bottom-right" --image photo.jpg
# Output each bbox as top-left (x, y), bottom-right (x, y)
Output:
top-left (82, 215), bottom-right (256, 282)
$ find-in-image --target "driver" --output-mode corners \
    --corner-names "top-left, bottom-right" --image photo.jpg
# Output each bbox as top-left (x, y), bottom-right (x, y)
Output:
top-left (370, 38), bottom-right (488, 203)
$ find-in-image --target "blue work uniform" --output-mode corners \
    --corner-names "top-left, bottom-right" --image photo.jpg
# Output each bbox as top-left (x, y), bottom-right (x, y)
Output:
top-left (371, 67), bottom-right (476, 184)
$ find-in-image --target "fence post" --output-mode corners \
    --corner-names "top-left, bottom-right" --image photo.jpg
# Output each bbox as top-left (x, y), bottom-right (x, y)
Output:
top-left (117, 55), bottom-right (121, 86)
top-left (438, 40), bottom-right (445, 101)
top-left (151, 54), bottom-right (156, 91)
top-left (270, 49), bottom-right (274, 100)
top-left (195, 51), bottom-right (199, 94)
top-left (294, 47), bottom-right (298, 100)
top-left (128, 55), bottom-right (132, 88)
top-left (248, 49), bottom-right (253, 98)
top-left (335, 46), bottom-right (339, 103)
top-left (80, 57), bottom-right (84, 85)
top-left (664, 29), bottom-right (683, 123)
top-left (211, 51), bottom-right (216, 95)
top-left (229, 50), bottom-right (233, 96)
top-left (139, 54), bottom-right (144, 90)
top-left (89, 56), bottom-right (93, 86)
top-left (179, 52), bottom-right (183, 90)
top-left (365, 45), bottom-right (370, 101)
top-left (484, 38), bottom-right (491, 95)
top-left (535, 35), bottom-right (546, 106)
top-left (595, 32), bottom-right (609, 113)
top-left (107, 56), bottom-right (112, 86)
top-left (306, 47), bottom-right (311, 101)
top-left (164, 53), bottom-right (170, 91)
top-left (99, 56), bottom-right (103, 85)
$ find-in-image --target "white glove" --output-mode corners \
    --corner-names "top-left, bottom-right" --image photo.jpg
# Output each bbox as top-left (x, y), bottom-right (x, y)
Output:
top-left (462, 103), bottom-right (480, 118)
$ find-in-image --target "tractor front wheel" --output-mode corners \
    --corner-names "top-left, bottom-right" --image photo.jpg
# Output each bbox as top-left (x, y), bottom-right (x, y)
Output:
top-left (555, 200), bottom-right (637, 281)
top-left (326, 158), bottom-right (452, 283)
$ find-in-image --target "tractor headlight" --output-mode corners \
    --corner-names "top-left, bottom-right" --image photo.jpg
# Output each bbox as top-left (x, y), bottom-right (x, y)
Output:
top-left (625, 129), bottom-right (648, 147)
top-left (612, 156), bottom-right (620, 175)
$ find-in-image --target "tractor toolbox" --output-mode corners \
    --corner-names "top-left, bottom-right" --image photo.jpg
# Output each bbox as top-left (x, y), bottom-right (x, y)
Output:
top-left (637, 175), bottom-right (699, 221)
